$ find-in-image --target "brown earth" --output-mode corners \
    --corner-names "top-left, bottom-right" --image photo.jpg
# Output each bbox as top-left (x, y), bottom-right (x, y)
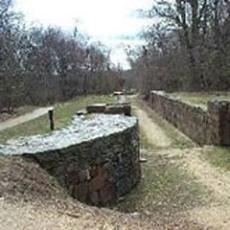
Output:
top-left (0, 156), bottom-right (199, 229)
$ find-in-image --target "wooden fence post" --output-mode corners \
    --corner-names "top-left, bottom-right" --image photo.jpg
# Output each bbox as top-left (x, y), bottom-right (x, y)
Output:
top-left (48, 108), bottom-right (54, 131)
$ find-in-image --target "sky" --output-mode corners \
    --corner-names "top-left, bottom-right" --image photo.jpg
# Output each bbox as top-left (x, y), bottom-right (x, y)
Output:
top-left (13, 0), bottom-right (154, 69)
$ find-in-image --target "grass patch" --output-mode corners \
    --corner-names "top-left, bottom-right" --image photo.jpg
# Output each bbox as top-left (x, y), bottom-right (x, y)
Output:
top-left (0, 95), bottom-right (114, 143)
top-left (114, 97), bottom-right (207, 217)
top-left (172, 92), bottom-right (230, 109)
top-left (202, 147), bottom-right (230, 171)
top-left (114, 143), bottom-right (207, 217)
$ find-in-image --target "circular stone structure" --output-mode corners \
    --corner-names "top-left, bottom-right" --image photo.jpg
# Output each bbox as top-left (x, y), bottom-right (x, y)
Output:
top-left (0, 114), bottom-right (140, 206)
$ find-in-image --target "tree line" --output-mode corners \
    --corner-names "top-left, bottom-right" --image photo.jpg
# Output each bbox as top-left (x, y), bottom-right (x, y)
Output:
top-left (127, 0), bottom-right (230, 95)
top-left (0, 0), bottom-right (123, 113)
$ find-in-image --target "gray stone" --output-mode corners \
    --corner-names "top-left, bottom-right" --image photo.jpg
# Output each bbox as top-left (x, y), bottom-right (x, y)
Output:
top-left (149, 91), bottom-right (230, 146)
top-left (139, 157), bottom-right (147, 163)
top-left (0, 114), bottom-right (141, 206)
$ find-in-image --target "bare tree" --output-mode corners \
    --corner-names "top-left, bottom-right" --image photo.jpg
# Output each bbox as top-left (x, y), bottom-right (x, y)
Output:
top-left (127, 0), bottom-right (230, 94)
top-left (0, 1), bottom-right (123, 112)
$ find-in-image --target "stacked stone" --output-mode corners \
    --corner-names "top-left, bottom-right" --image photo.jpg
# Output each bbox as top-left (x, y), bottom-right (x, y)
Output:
top-left (86, 103), bottom-right (131, 116)
top-left (26, 124), bottom-right (140, 206)
top-left (207, 101), bottom-right (230, 146)
top-left (149, 91), bottom-right (230, 146)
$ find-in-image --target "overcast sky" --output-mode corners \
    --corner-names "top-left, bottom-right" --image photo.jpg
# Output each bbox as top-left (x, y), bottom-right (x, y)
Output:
top-left (14, 0), bottom-right (154, 69)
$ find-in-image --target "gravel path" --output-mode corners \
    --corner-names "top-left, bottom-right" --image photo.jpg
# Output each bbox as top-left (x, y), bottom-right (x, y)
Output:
top-left (0, 107), bottom-right (53, 131)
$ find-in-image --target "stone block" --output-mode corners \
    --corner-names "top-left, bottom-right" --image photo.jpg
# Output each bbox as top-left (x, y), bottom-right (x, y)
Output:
top-left (105, 104), bottom-right (131, 116)
top-left (99, 183), bottom-right (116, 204)
top-left (11, 115), bottom-right (140, 206)
top-left (89, 191), bottom-right (99, 205)
top-left (78, 169), bottom-right (91, 182)
top-left (86, 103), bottom-right (106, 113)
top-left (88, 167), bottom-right (108, 192)
top-left (73, 183), bottom-right (88, 201)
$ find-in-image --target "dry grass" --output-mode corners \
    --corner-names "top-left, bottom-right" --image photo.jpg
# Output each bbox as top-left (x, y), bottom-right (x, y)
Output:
top-left (0, 155), bottom-right (66, 202)
top-left (112, 97), bottom-right (208, 223)
top-left (201, 146), bottom-right (230, 172)
top-left (172, 92), bottom-right (230, 109)
top-left (114, 149), bottom-right (207, 217)
top-left (0, 154), bottom-right (202, 230)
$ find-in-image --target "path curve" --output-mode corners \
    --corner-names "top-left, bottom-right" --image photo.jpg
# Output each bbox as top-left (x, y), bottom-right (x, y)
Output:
top-left (0, 107), bottom-right (53, 131)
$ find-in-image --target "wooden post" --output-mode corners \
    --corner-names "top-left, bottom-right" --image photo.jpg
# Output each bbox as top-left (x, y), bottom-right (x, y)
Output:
top-left (48, 109), bottom-right (54, 131)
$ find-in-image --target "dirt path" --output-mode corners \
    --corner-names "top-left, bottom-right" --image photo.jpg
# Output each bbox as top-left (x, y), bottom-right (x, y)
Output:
top-left (117, 95), bottom-right (127, 104)
top-left (134, 105), bottom-right (172, 148)
top-left (183, 148), bottom-right (230, 229)
top-left (0, 107), bottom-right (53, 131)
top-left (133, 97), bottom-right (230, 230)
top-left (183, 148), bottom-right (230, 202)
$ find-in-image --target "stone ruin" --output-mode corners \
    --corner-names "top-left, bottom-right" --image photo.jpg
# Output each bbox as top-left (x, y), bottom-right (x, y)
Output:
top-left (149, 91), bottom-right (230, 146)
top-left (0, 113), bottom-right (141, 206)
top-left (86, 103), bottom-right (131, 116)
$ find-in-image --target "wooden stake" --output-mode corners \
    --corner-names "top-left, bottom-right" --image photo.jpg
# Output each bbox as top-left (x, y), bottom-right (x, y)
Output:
top-left (48, 109), bottom-right (54, 131)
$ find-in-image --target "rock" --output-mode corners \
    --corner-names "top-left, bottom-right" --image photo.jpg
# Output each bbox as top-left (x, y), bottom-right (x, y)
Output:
top-left (0, 114), bottom-right (137, 155)
top-left (105, 104), bottom-right (131, 116)
top-left (0, 114), bottom-right (140, 207)
top-left (139, 157), bottom-right (147, 163)
top-left (88, 167), bottom-right (108, 192)
top-left (76, 110), bottom-right (86, 116)
top-left (73, 183), bottom-right (88, 201)
top-left (89, 191), bottom-right (99, 205)
top-left (86, 104), bottom-right (106, 113)
top-left (78, 169), bottom-right (91, 182)
top-left (86, 103), bottom-right (131, 116)
top-left (130, 212), bottom-right (141, 218)
top-left (118, 196), bottom-right (125, 202)
top-left (99, 183), bottom-right (116, 204)
top-left (149, 90), bottom-right (230, 146)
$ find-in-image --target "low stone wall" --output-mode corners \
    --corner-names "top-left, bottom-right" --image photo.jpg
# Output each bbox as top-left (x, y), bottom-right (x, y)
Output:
top-left (149, 91), bottom-right (230, 146)
top-left (86, 103), bottom-right (131, 116)
top-left (0, 115), bottom-right (141, 206)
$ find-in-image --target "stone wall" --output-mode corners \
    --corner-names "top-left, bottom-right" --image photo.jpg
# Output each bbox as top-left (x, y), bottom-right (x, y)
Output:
top-left (0, 114), bottom-right (140, 206)
top-left (149, 91), bottom-right (230, 146)
top-left (86, 103), bottom-right (131, 116)
top-left (23, 120), bottom-right (140, 206)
